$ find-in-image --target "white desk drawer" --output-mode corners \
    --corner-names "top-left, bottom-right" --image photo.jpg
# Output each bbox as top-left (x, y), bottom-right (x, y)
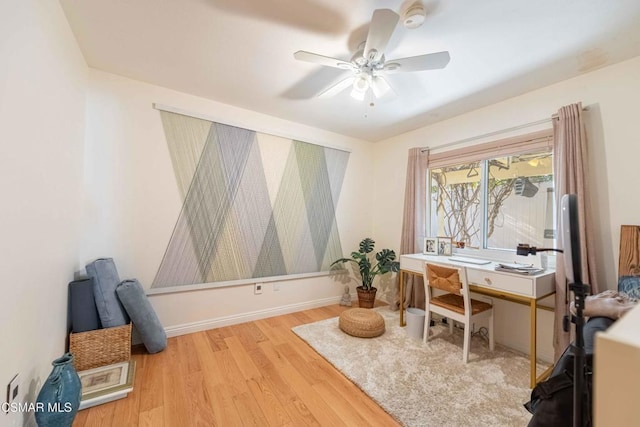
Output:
top-left (466, 269), bottom-right (533, 297)
top-left (400, 256), bottom-right (426, 274)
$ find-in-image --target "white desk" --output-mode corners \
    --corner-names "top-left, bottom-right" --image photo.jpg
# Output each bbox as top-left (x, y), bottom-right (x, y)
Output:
top-left (399, 253), bottom-right (555, 388)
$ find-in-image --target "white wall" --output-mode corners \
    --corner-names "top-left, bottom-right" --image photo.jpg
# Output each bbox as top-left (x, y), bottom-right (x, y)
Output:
top-left (372, 55), bottom-right (640, 360)
top-left (0, 0), bottom-right (87, 425)
top-left (82, 70), bottom-right (374, 335)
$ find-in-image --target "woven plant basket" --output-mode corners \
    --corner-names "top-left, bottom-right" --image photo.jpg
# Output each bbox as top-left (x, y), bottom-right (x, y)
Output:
top-left (69, 323), bottom-right (132, 371)
top-left (356, 286), bottom-right (377, 309)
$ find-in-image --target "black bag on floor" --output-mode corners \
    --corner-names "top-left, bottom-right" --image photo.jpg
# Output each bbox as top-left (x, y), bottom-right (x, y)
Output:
top-left (524, 351), bottom-right (592, 427)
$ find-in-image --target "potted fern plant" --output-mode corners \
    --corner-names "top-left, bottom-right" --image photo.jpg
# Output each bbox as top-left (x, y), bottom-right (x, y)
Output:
top-left (331, 238), bottom-right (400, 308)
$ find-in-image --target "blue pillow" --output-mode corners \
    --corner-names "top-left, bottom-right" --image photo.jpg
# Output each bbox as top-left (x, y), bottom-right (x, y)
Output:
top-left (618, 275), bottom-right (640, 299)
top-left (86, 258), bottom-right (129, 328)
top-left (116, 279), bottom-right (166, 354)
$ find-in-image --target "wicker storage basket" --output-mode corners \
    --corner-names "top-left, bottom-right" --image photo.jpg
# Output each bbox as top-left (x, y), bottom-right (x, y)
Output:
top-left (69, 323), bottom-right (132, 371)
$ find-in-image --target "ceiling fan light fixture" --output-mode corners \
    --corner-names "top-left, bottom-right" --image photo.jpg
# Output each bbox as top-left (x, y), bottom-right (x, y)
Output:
top-left (350, 73), bottom-right (371, 100)
top-left (372, 76), bottom-right (391, 98)
top-left (354, 73), bottom-right (370, 90)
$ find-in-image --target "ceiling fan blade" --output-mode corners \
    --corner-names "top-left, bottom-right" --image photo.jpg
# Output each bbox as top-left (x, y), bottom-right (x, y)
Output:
top-left (318, 76), bottom-right (355, 98)
top-left (294, 50), bottom-right (355, 70)
top-left (384, 51), bottom-right (451, 73)
top-left (371, 76), bottom-right (395, 98)
top-left (363, 9), bottom-right (400, 63)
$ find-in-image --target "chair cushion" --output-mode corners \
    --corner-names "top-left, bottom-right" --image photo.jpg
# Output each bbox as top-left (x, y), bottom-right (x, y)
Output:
top-left (339, 308), bottom-right (385, 338)
top-left (431, 293), bottom-right (492, 315)
top-left (86, 258), bottom-right (129, 328)
top-left (116, 279), bottom-right (167, 354)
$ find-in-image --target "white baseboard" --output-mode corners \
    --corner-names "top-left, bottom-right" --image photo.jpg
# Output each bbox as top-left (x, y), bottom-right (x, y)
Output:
top-left (164, 294), bottom-right (352, 338)
top-left (161, 293), bottom-right (555, 360)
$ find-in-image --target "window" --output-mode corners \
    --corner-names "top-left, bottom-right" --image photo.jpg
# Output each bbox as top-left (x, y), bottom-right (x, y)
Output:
top-left (427, 131), bottom-right (554, 252)
top-left (429, 161), bottom-right (483, 247)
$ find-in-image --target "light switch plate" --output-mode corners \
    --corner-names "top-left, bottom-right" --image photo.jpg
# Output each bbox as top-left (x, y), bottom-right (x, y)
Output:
top-left (5, 373), bottom-right (19, 413)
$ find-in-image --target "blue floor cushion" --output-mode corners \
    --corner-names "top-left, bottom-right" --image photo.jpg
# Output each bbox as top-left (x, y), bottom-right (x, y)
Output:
top-left (68, 277), bottom-right (101, 332)
top-left (116, 279), bottom-right (167, 354)
top-left (86, 258), bottom-right (129, 327)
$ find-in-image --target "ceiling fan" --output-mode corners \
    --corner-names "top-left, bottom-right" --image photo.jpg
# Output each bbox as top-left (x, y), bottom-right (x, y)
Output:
top-left (293, 8), bottom-right (450, 101)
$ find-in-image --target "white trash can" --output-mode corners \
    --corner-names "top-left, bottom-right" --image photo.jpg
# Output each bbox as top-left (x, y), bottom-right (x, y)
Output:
top-left (405, 308), bottom-right (425, 340)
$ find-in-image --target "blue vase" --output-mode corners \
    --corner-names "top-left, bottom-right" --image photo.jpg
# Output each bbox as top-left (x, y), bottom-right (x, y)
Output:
top-left (35, 353), bottom-right (82, 427)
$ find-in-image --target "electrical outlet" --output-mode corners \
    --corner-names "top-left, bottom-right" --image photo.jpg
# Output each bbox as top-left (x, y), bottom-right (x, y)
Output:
top-left (254, 283), bottom-right (263, 295)
top-left (5, 373), bottom-right (19, 413)
top-left (273, 283), bottom-right (280, 291)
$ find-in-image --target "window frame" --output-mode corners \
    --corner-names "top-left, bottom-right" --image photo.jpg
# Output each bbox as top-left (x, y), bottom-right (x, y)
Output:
top-left (425, 130), bottom-right (554, 254)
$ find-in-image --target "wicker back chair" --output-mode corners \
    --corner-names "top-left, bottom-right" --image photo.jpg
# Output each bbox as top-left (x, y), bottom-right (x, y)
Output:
top-left (423, 262), bottom-right (495, 363)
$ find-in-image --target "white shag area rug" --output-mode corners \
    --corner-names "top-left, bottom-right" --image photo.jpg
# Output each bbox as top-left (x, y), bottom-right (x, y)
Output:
top-left (292, 307), bottom-right (546, 427)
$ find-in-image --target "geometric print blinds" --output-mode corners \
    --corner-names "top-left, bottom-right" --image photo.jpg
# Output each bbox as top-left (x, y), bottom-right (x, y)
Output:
top-left (152, 111), bottom-right (349, 289)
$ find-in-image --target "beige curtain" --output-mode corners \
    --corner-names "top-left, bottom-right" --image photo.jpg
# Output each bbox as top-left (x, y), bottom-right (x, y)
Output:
top-left (552, 102), bottom-right (600, 360)
top-left (394, 148), bottom-right (429, 310)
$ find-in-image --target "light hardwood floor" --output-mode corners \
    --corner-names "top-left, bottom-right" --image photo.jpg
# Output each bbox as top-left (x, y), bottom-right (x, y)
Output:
top-left (74, 302), bottom-right (400, 426)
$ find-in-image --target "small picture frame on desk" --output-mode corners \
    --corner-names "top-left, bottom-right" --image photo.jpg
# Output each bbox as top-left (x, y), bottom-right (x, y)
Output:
top-left (423, 237), bottom-right (438, 255)
top-left (438, 237), bottom-right (453, 256)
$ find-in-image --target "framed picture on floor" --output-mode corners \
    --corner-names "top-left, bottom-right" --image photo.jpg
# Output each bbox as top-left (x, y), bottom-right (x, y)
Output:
top-left (423, 237), bottom-right (438, 255)
top-left (78, 361), bottom-right (136, 410)
top-left (438, 237), bottom-right (453, 256)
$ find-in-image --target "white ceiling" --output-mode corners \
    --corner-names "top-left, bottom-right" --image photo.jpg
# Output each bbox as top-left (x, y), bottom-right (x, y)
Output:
top-left (59, 0), bottom-right (640, 142)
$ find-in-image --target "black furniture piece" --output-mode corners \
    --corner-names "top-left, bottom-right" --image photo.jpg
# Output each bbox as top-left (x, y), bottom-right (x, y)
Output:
top-left (525, 316), bottom-right (614, 426)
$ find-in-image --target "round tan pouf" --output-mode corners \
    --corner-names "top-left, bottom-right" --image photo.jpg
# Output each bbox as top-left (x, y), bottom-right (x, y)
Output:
top-left (339, 308), bottom-right (385, 338)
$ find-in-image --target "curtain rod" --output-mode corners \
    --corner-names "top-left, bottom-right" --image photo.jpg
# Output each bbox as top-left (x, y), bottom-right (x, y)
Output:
top-left (421, 107), bottom-right (588, 153)
top-left (550, 105), bottom-right (589, 119)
